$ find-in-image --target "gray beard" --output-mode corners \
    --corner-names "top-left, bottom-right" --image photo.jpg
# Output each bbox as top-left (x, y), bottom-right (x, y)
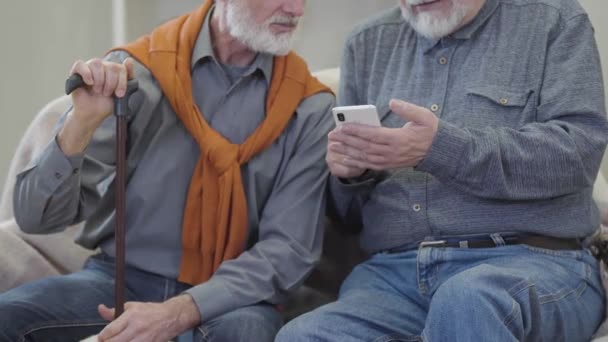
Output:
top-left (401, 1), bottom-right (469, 39)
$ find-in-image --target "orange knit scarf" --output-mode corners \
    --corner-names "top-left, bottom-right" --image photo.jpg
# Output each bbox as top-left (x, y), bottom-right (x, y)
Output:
top-left (113, 1), bottom-right (331, 285)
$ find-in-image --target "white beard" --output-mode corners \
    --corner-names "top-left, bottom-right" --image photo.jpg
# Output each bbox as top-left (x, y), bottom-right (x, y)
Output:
top-left (225, 0), bottom-right (299, 56)
top-left (401, 0), bottom-right (469, 39)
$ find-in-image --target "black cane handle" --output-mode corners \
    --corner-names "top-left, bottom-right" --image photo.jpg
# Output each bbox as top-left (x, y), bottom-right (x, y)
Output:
top-left (64, 74), bottom-right (139, 101)
top-left (65, 74), bottom-right (85, 95)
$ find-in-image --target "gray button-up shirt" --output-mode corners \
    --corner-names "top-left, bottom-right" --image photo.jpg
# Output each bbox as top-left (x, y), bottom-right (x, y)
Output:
top-left (13, 8), bottom-right (335, 321)
top-left (330, 0), bottom-right (608, 254)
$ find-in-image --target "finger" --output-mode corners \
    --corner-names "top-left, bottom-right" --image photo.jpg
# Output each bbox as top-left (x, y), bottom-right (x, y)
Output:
top-left (331, 128), bottom-right (390, 158)
top-left (123, 58), bottom-right (135, 80)
top-left (326, 147), bottom-right (348, 165)
top-left (363, 153), bottom-right (392, 166)
top-left (129, 335), bottom-right (154, 342)
top-left (70, 60), bottom-right (95, 86)
top-left (102, 62), bottom-right (121, 98)
top-left (389, 99), bottom-right (435, 126)
top-left (328, 129), bottom-right (341, 143)
top-left (328, 141), bottom-right (370, 162)
top-left (328, 142), bottom-right (354, 157)
top-left (326, 149), bottom-right (355, 170)
top-left (330, 130), bottom-right (372, 150)
top-left (339, 124), bottom-right (393, 145)
top-left (331, 141), bottom-right (394, 169)
top-left (326, 153), bottom-right (364, 178)
top-left (98, 304), bottom-right (115, 321)
top-left (97, 316), bottom-right (128, 341)
top-left (331, 129), bottom-right (392, 154)
top-left (335, 137), bottom-right (395, 159)
top-left (104, 328), bottom-right (139, 342)
top-left (88, 58), bottom-right (106, 94)
top-left (115, 65), bottom-right (128, 98)
top-left (327, 126), bottom-right (344, 142)
top-left (342, 157), bottom-right (385, 171)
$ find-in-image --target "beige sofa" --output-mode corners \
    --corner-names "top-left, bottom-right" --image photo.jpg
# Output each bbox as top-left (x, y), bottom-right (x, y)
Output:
top-left (1, 68), bottom-right (608, 340)
top-left (0, 95), bottom-right (92, 291)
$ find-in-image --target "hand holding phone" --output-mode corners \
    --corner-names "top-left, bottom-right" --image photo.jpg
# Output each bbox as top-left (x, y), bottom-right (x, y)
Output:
top-left (332, 105), bottom-right (381, 128)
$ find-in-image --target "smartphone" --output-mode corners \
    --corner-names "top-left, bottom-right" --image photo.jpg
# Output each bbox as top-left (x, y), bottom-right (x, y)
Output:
top-left (332, 105), bottom-right (381, 127)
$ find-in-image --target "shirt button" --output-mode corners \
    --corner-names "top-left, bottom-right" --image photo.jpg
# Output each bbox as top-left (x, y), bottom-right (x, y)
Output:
top-left (430, 104), bottom-right (440, 112)
top-left (499, 98), bottom-right (509, 105)
top-left (413, 204), bottom-right (422, 212)
top-left (439, 56), bottom-right (448, 65)
top-left (54, 172), bottom-right (62, 180)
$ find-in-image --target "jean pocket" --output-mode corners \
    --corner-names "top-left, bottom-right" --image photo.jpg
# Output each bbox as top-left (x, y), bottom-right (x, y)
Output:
top-left (518, 244), bottom-right (584, 260)
top-left (514, 245), bottom-right (591, 304)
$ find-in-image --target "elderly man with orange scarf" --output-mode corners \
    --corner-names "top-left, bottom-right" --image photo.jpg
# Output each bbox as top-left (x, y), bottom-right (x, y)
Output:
top-left (0, 0), bottom-right (334, 341)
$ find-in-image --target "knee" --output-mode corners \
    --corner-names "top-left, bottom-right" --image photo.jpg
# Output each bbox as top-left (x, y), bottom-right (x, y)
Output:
top-left (195, 305), bottom-right (282, 342)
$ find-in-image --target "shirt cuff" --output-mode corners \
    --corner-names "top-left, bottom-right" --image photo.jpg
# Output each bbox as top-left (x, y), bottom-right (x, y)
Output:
top-left (338, 169), bottom-right (387, 185)
top-left (415, 120), bottom-right (469, 180)
top-left (33, 137), bottom-right (84, 194)
top-left (330, 174), bottom-right (376, 195)
top-left (185, 277), bottom-right (238, 323)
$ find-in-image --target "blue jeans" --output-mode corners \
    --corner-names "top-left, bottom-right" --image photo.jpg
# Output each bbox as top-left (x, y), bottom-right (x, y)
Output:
top-left (0, 254), bottom-right (282, 342)
top-left (277, 239), bottom-right (605, 342)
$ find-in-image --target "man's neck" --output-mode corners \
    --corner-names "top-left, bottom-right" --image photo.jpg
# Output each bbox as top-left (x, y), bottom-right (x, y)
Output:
top-left (210, 11), bottom-right (257, 67)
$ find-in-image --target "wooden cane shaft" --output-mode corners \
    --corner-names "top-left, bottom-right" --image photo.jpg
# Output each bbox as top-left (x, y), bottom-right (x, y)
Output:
top-left (114, 116), bottom-right (127, 317)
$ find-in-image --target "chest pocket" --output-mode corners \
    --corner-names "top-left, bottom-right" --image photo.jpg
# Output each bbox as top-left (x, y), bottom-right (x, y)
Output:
top-left (464, 85), bottom-right (535, 129)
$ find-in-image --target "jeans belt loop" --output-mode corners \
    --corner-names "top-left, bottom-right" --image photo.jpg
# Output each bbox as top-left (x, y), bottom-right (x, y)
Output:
top-left (490, 233), bottom-right (506, 247)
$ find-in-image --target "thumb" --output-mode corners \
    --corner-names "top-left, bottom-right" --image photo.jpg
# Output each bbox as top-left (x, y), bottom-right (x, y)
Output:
top-left (98, 304), bottom-right (115, 321)
top-left (390, 99), bottom-right (435, 126)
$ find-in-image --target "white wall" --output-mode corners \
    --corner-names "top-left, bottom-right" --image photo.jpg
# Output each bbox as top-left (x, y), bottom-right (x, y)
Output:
top-left (0, 1), bottom-right (113, 196)
top-left (1, 0), bottom-right (607, 197)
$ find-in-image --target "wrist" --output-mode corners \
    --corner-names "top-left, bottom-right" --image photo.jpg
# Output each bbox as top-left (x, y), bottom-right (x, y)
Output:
top-left (69, 108), bottom-right (106, 132)
top-left (56, 110), bottom-right (100, 156)
top-left (166, 294), bottom-right (201, 332)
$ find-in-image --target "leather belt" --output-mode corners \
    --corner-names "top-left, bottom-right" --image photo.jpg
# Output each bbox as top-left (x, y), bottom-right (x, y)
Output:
top-left (387, 234), bottom-right (581, 254)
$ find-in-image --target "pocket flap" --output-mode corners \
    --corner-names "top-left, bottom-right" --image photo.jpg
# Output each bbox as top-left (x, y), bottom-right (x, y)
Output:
top-left (467, 85), bottom-right (531, 107)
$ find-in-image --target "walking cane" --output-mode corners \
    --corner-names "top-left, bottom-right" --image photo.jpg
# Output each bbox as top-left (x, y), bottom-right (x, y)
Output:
top-left (65, 74), bottom-right (139, 318)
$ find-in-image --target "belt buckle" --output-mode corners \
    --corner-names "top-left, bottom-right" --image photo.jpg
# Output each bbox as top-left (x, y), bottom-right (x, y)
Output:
top-left (419, 240), bottom-right (447, 248)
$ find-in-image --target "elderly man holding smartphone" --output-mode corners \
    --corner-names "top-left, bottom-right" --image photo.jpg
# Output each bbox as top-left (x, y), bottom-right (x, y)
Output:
top-left (278, 0), bottom-right (608, 341)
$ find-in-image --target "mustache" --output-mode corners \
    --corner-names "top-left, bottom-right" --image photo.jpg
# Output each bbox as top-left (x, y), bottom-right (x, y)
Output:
top-left (267, 15), bottom-right (300, 26)
top-left (407, 0), bottom-right (436, 4)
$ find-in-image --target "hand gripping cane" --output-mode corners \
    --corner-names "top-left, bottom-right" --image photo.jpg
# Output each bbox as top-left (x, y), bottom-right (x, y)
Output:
top-left (65, 74), bottom-right (139, 318)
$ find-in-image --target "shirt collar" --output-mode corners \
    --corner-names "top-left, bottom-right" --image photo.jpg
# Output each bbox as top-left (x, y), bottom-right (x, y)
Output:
top-left (419, 0), bottom-right (499, 53)
top-left (190, 6), bottom-right (273, 83)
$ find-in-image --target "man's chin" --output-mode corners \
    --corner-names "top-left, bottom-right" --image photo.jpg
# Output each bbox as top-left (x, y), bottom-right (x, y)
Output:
top-left (412, 24), bottom-right (454, 39)
top-left (406, 13), bottom-right (463, 39)
top-left (258, 36), bottom-right (294, 56)
top-left (260, 45), bottom-right (292, 56)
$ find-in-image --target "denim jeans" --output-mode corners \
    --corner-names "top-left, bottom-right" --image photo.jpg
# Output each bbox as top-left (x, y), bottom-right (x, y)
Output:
top-left (0, 254), bottom-right (282, 342)
top-left (277, 237), bottom-right (605, 342)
